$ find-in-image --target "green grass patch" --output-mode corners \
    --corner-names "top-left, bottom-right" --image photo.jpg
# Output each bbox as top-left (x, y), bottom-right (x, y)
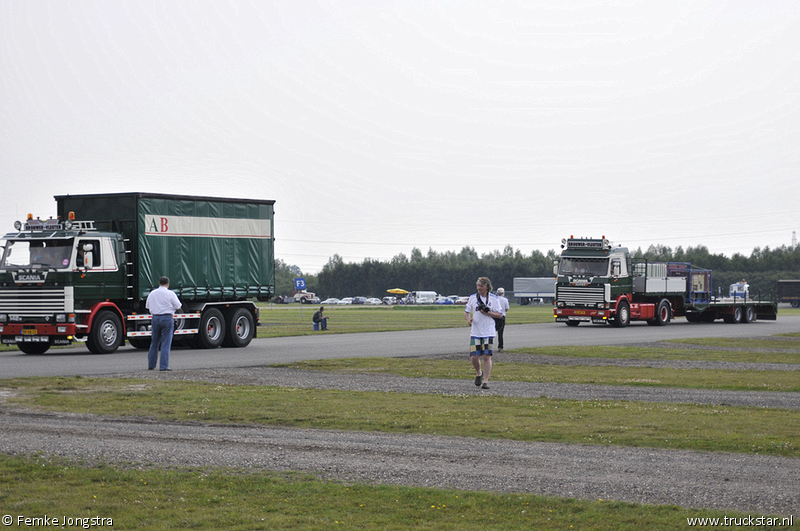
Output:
top-left (255, 304), bottom-right (553, 337)
top-left (277, 357), bottom-right (800, 392)
top-left (512, 345), bottom-right (800, 365)
top-left (2, 453), bottom-right (768, 531)
top-left (4, 377), bottom-right (799, 457)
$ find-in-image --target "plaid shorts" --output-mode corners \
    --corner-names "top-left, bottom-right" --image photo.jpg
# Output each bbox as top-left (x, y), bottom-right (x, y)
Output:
top-left (470, 336), bottom-right (493, 356)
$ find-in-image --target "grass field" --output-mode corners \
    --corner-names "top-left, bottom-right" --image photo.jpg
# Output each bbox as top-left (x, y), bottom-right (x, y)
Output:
top-left (2, 304), bottom-right (798, 529)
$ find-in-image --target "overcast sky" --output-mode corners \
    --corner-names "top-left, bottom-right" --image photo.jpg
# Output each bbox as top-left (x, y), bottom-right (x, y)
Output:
top-left (2, 1), bottom-right (798, 274)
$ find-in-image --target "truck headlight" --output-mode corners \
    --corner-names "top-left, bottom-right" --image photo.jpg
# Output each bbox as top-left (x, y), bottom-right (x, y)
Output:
top-left (56, 314), bottom-right (66, 323)
top-left (0, 313), bottom-right (7, 323)
top-left (57, 326), bottom-right (67, 333)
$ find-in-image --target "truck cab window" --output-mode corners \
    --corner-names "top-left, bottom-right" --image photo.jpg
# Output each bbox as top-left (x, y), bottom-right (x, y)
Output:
top-left (76, 240), bottom-right (101, 268)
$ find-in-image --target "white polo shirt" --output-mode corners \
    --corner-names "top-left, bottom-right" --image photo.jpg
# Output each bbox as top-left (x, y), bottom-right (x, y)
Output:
top-left (145, 286), bottom-right (182, 315)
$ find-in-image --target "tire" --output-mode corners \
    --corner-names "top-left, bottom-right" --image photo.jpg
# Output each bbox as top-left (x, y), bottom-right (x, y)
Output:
top-left (792, 301), bottom-right (800, 308)
top-left (653, 299), bottom-right (671, 326)
top-left (565, 320), bottom-right (580, 327)
top-left (18, 342), bottom-right (51, 354)
top-left (743, 306), bottom-right (755, 323)
top-left (222, 307), bottom-right (255, 348)
top-left (613, 300), bottom-right (630, 328)
top-left (724, 307), bottom-right (743, 324)
top-left (86, 310), bottom-right (123, 354)
top-left (128, 337), bottom-right (152, 350)
top-left (197, 308), bottom-right (226, 349)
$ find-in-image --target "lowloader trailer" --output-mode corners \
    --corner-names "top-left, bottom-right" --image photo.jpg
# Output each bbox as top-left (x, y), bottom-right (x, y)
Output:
top-left (0, 193), bottom-right (274, 354)
top-left (553, 236), bottom-right (777, 327)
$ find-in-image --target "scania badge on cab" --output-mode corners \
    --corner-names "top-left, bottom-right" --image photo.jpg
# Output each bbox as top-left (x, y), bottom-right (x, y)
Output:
top-left (553, 236), bottom-right (776, 327)
top-left (0, 193), bottom-right (275, 354)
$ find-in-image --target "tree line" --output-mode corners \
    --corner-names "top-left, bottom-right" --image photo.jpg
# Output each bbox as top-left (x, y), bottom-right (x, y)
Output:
top-left (275, 244), bottom-right (800, 301)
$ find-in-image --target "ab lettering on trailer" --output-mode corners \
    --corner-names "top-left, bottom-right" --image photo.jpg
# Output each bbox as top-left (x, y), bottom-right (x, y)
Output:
top-left (144, 215), bottom-right (271, 238)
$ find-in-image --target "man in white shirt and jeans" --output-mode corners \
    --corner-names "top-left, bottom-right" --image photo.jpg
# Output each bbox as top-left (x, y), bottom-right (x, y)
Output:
top-left (145, 276), bottom-right (182, 371)
top-left (495, 287), bottom-right (510, 352)
top-left (464, 277), bottom-right (503, 389)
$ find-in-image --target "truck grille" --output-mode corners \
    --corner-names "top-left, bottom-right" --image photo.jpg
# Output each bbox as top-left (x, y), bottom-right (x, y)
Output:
top-left (557, 285), bottom-right (605, 306)
top-left (0, 287), bottom-right (74, 315)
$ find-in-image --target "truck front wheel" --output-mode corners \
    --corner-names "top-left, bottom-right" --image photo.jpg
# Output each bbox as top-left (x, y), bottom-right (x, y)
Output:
top-left (18, 342), bottom-right (51, 355)
top-left (87, 311), bottom-right (123, 354)
top-left (197, 308), bottom-right (226, 349)
top-left (614, 301), bottom-right (630, 328)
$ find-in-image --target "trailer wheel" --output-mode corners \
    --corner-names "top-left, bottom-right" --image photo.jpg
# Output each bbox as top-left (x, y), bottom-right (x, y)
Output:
top-left (223, 307), bottom-right (255, 348)
top-left (197, 308), bottom-right (226, 349)
top-left (792, 301), bottom-right (800, 308)
top-left (614, 301), bottom-right (630, 328)
top-left (743, 306), bottom-right (756, 323)
top-left (18, 342), bottom-right (51, 355)
top-left (87, 310), bottom-right (123, 354)
top-left (724, 306), bottom-right (744, 324)
top-left (648, 299), bottom-right (671, 326)
top-left (685, 313), bottom-right (701, 323)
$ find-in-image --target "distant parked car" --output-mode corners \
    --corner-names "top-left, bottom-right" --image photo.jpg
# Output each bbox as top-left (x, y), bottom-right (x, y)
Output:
top-left (382, 296), bottom-right (397, 305)
top-left (455, 296), bottom-right (469, 305)
top-left (365, 297), bottom-right (382, 305)
top-left (321, 298), bottom-right (340, 305)
top-left (352, 296), bottom-right (367, 305)
top-left (435, 296), bottom-right (454, 305)
top-left (337, 297), bottom-right (354, 305)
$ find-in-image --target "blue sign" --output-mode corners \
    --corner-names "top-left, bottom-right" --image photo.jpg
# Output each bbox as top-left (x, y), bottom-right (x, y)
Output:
top-left (294, 278), bottom-right (306, 290)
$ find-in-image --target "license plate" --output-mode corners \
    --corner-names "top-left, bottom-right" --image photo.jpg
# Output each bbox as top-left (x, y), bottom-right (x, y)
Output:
top-left (574, 311), bottom-right (585, 315)
top-left (21, 329), bottom-right (38, 335)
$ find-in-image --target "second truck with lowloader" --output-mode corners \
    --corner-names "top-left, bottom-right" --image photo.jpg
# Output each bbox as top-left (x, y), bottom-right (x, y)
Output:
top-left (553, 236), bottom-right (777, 327)
top-left (0, 193), bottom-right (274, 354)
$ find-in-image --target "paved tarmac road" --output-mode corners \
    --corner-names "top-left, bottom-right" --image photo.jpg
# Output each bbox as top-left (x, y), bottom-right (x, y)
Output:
top-left (2, 316), bottom-right (798, 379)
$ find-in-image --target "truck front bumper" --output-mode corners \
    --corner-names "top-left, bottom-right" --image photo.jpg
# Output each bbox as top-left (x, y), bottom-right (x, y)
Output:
top-left (554, 308), bottom-right (609, 324)
top-left (0, 323), bottom-right (76, 345)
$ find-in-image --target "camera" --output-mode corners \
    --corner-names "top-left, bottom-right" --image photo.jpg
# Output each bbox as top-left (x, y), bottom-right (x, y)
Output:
top-left (477, 302), bottom-right (490, 313)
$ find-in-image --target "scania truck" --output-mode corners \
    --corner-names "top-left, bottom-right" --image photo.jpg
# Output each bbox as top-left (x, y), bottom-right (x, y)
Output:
top-left (553, 236), bottom-right (777, 327)
top-left (0, 193), bottom-right (274, 354)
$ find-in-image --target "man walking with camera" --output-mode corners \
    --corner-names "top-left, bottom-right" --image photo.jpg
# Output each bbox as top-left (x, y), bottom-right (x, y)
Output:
top-left (464, 277), bottom-right (503, 389)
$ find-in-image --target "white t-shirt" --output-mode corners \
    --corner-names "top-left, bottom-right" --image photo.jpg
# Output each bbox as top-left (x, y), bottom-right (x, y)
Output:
top-left (497, 295), bottom-right (510, 316)
top-left (465, 292), bottom-right (501, 337)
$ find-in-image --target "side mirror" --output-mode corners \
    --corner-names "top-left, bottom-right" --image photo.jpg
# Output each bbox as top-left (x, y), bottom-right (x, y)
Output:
top-left (78, 243), bottom-right (94, 269)
top-left (553, 262), bottom-right (559, 275)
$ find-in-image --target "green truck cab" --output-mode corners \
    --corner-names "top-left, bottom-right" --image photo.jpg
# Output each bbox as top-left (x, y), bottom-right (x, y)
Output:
top-left (0, 193), bottom-right (274, 354)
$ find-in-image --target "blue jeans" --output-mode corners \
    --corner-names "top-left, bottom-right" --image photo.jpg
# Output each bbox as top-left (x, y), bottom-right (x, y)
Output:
top-left (148, 314), bottom-right (175, 370)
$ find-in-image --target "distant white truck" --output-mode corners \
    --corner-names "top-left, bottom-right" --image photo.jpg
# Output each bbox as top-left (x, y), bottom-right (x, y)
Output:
top-left (408, 290), bottom-right (438, 304)
top-left (513, 277), bottom-right (555, 305)
top-left (293, 290), bottom-right (318, 304)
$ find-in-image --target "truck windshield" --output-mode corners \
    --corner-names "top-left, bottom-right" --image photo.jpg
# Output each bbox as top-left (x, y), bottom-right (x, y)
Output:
top-left (558, 258), bottom-right (609, 276)
top-left (0, 239), bottom-right (74, 270)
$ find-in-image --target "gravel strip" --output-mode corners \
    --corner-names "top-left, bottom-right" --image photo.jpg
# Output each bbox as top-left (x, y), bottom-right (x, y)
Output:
top-left (1, 408), bottom-right (797, 515)
top-left (433, 351), bottom-right (800, 372)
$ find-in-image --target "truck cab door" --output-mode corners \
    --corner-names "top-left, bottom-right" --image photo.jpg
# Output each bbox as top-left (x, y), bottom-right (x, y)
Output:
top-left (72, 238), bottom-right (125, 306)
